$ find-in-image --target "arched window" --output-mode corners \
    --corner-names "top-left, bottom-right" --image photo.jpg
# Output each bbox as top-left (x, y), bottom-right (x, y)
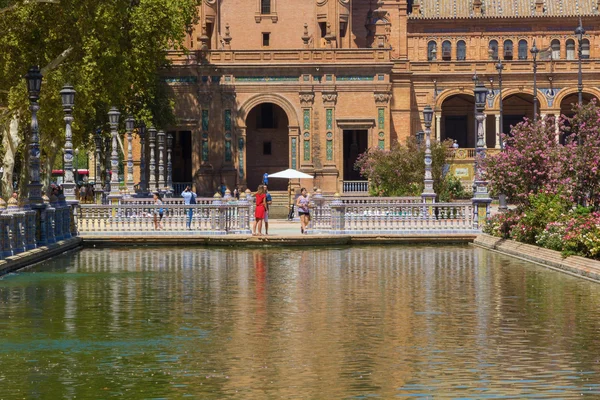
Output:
top-left (456, 40), bottom-right (467, 60)
top-left (442, 40), bottom-right (452, 60)
top-left (503, 40), bottom-right (514, 60)
top-left (566, 39), bottom-right (576, 60)
top-left (489, 40), bottom-right (499, 60)
top-left (518, 40), bottom-right (528, 60)
top-left (582, 38), bottom-right (590, 59)
top-left (261, 0), bottom-right (271, 14)
top-left (551, 39), bottom-right (561, 60)
top-left (427, 41), bottom-right (437, 61)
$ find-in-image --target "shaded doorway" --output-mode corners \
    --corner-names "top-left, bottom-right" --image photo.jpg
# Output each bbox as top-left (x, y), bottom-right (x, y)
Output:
top-left (441, 94), bottom-right (474, 147)
top-left (343, 130), bottom-right (368, 181)
top-left (171, 131), bottom-right (192, 184)
top-left (246, 103), bottom-right (289, 191)
top-left (502, 93), bottom-right (534, 134)
top-left (558, 92), bottom-right (598, 143)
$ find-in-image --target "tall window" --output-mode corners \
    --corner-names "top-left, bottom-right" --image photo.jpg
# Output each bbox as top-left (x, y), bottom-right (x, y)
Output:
top-left (456, 40), bottom-right (466, 60)
top-left (518, 40), bottom-right (528, 60)
top-left (427, 41), bottom-right (437, 61)
top-left (261, 0), bottom-right (271, 14)
top-left (566, 39), bottom-right (576, 60)
top-left (442, 40), bottom-right (452, 61)
top-left (489, 40), bottom-right (499, 60)
top-left (551, 39), bottom-right (561, 60)
top-left (503, 40), bottom-right (514, 60)
top-left (582, 38), bottom-right (590, 59)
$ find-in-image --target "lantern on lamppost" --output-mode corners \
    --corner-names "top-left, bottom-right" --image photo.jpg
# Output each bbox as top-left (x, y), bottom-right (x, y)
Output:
top-left (24, 66), bottom-right (43, 205)
top-left (421, 105), bottom-right (436, 204)
top-left (125, 115), bottom-right (135, 194)
top-left (60, 84), bottom-right (77, 203)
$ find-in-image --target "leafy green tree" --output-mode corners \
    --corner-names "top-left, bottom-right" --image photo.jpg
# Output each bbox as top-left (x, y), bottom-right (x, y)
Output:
top-left (355, 138), bottom-right (461, 200)
top-left (0, 0), bottom-right (198, 198)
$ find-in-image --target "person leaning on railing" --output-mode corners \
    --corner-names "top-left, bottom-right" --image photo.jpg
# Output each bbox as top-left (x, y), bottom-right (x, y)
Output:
top-left (181, 186), bottom-right (197, 230)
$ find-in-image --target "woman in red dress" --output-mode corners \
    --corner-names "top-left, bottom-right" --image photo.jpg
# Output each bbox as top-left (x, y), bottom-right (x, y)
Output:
top-left (253, 185), bottom-right (267, 236)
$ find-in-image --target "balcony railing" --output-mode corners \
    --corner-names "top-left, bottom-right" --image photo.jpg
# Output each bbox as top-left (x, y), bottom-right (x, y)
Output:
top-left (343, 181), bottom-right (370, 194)
top-left (169, 48), bottom-right (391, 66)
top-left (450, 148), bottom-right (501, 160)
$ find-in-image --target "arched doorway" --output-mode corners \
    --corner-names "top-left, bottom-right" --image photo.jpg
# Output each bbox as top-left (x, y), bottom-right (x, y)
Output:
top-left (502, 93), bottom-right (534, 134)
top-left (246, 103), bottom-right (290, 191)
top-left (441, 94), bottom-right (474, 148)
top-left (558, 92), bottom-right (597, 143)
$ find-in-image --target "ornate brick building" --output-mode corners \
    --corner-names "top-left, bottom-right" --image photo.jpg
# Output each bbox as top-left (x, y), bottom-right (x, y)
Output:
top-left (162, 0), bottom-right (599, 194)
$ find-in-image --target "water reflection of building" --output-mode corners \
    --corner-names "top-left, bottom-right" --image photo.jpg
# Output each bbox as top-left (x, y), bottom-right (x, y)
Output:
top-left (3, 247), bottom-right (600, 397)
top-left (148, 0), bottom-right (600, 194)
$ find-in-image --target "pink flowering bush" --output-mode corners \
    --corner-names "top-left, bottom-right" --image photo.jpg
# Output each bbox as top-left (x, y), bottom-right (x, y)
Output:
top-left (482, 210), bottom-right (521, 239)
top-left (483, 116), bottom-right (570, 208)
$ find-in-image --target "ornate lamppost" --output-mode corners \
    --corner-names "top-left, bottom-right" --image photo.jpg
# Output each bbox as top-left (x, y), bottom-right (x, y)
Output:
top-left (496, 60), bottom-right (508, 211)
top-left (421, 105), bottom-right (435, 203)
top-left (472, 71), bottom-right (479, 144)
top-left (60, 84), bottom-right (77, 203)
top-left (576, 17), bottom-right (585, 108)
top-left (94, 130), bottom-right (103, 204)
top-left (125, 115), bottom-right (135, 194)
top-left (138, 122), bottom-right (147, 196)
top-left (24, 66), bottom-right (43, 205)
top-left (472, 78), bottom-right (492, 228)
top-left (157, 130), bottom-right (166, 192)
top-left (166, 133), bottom-right (173, 194)
top-left (531, 40), bottom-right (540, 118)
top-left (107, 107), bottom-right (121, 202)
top-left (148, 127), bottom-right (157, 193)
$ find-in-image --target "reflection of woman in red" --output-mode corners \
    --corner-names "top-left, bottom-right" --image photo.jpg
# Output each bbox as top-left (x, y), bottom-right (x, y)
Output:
top-left (252, 185), bottom-right (267, 236)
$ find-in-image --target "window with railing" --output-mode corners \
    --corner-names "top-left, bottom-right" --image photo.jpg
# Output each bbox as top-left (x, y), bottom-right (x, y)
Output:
top-left (518, 40), bottom-right (528, 60)
top-left (427, 41), bottom-right (437, 61)
top-left (582, 38), bottom-right (590, 59)
top-left (566, 39), bottom-right (576, 60)
top-left (551, 39), bottom-right (561, 60)
top-left (456, 40), bottom-right (466, 60)
top-left (489, 40), bottom-right (499, 60)
top-left (503, 40), bottom-right (513, 60)
top-left (442, 41), bottom-right (452, 61)
top-left (261, 0), bottom-right (271, 14)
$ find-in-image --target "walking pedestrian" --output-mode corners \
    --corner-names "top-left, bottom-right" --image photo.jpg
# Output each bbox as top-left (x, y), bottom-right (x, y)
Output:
top-left (153, 192), bottom-right (164, 230)
top-left (296, 187), bottom-right (311, 234)
top-left (264, 185), bottom-right (272, 235)
top-left (181, 185), bottom-right (197, 229)
top-left (252, 185), bottom-right (267, 236)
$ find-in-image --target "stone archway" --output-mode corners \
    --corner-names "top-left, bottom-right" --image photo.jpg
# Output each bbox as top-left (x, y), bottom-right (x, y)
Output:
top-left (440, 93), bottom-right (475, 148)
top-left (237, 94), bottom-right (301, 192)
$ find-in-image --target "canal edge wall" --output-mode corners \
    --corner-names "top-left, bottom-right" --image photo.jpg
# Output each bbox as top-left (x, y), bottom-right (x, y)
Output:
top-left (474, 234), bottom-right (600, 283)
top-left (0, 237), bottom-right (83, 277)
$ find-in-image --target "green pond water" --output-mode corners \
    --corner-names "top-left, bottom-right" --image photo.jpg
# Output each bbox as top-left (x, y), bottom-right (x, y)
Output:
top-left (1, 245), bottom-right (600, 399)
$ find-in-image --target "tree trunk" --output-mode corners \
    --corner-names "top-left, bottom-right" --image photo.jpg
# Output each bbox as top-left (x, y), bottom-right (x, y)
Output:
top-left (1, 115), bottom-right (20, 200)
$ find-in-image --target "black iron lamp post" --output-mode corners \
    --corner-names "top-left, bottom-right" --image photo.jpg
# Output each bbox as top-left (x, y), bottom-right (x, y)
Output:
top-left (107, 107), bottom-right (121, 201)
top-left (576, 18), bottom-right (585, 108)
top-left (60, 84), bottom-right (77, 203)
top-left (138, 122), bottom-right (147, 196)
top-left (24, 66), bottom-right (43, 205)
top-left (472, 77), bottom-right (492, 227)
top-left (416, 130), bottom-right (424, 146)
top-left (421, 105), bottom-right (436, 203)
top-left (530, 40), bottom-right (540, 118)
top-left (495, 60), bottom-right (508, 211)
top-left (472, 71), bottom-right (479, 146)
top-left (125, 115), bottom-right (135, 194)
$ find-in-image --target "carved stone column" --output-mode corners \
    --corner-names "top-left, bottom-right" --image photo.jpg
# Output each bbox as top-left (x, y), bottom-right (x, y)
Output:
top-left (374, 91), bottom-right (392, 150)
top-left (157, 130), bottom-right (166, 191)
top-left (300, 91), bottom-right (315, 170)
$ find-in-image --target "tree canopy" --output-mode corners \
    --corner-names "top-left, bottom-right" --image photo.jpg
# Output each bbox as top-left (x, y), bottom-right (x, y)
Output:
top-left (0, 0), bottom-right (198, 198)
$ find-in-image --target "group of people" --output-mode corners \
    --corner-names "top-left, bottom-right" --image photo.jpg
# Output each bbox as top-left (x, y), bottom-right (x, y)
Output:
top-left (252, 184), bottom-right (272, 236)
top-left (152, 185), bottom-right (198, 230)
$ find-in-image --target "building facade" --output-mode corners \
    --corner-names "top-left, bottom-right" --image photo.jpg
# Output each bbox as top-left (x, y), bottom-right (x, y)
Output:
top-left (163, 0), bottom-right (600, 194)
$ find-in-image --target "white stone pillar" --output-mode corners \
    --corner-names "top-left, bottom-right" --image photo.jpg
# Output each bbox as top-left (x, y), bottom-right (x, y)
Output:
top-left (554, 116), bottom-right (560, 143)
top-left (495, 114), bottom-right (501, 149)
top-left (435, 113), bottom-right (442, 142)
